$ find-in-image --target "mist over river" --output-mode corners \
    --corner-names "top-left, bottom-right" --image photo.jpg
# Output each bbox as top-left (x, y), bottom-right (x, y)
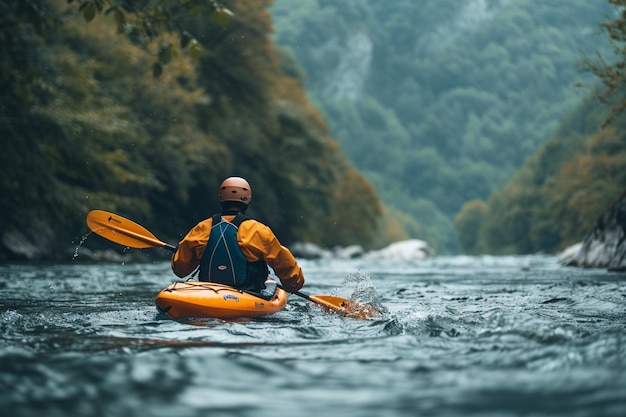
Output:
top-left (1, 255), bottom-right (625, 417)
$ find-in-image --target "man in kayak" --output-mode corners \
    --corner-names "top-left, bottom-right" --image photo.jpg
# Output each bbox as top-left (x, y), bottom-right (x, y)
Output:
top-left (170, 176), bottom-right (305, 297)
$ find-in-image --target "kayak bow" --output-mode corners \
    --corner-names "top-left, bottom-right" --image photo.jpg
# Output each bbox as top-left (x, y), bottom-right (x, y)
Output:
top-left (155, 280), bottom-right (288, 319)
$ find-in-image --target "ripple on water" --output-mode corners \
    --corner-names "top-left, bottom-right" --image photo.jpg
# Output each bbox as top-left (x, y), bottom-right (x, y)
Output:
top-left (1, 257), bottom-right (625, 417)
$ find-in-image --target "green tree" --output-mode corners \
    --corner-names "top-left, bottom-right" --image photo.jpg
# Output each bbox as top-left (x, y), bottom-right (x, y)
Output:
top-left (455, 199), bottom-right (488, 254)
top-left (0, 0), bottom-right (384, 260)
top-left (454, 100), bottom-right (625, 255)
top-left (272, 0), bottom-right (612, 253)
top-left (579, 0), bottom-right (626, 125)
top-left (67, 0), bottom-right (233, 75)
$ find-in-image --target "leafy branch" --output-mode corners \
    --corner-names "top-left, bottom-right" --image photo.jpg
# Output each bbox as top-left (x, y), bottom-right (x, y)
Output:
top-left (68, 0), bottom-right (234, 76)
top-left (577, 0), bottom-right (626, 125)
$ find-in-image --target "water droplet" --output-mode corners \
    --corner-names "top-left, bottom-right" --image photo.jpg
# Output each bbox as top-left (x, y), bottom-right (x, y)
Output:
top-left (73, 233), bottom-right (92, 260)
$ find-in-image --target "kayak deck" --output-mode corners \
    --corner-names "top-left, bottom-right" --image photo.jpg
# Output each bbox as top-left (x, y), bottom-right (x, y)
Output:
top-left (155, 280), bottom-right (288, 320)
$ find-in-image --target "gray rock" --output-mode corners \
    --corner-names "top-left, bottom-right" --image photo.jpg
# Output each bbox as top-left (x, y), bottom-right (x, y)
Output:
top-left (363, 239), bottom-right (435, 260)
top-left (290, 242), bottom-right (333, 259)
top-left (561, 191), bottom-right (626, 271)
top-left (333, 245), bottom-right (365, 259)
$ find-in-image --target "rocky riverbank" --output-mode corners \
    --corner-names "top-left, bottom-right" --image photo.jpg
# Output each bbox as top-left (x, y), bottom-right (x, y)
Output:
top-left (559, 191), bottom-right (626, 271)
top-left (1, 227), bottom-right (436, 263)
top-left (290, 239), bottom-right (435, 260)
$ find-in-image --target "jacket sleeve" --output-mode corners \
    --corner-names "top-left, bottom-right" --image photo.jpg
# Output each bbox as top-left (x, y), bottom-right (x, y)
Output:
top-left (238, 221), bottom-right (305, 292)
top-left (171, 218), bottom-right (213, 278)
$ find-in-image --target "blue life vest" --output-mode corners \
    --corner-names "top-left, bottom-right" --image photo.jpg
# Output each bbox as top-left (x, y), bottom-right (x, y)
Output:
top-left (198, 213), bottom-right (268, 292)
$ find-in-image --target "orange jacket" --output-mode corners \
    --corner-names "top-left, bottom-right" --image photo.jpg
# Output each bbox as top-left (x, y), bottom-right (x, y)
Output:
top-left (171, 215), bottom-right (305, 292)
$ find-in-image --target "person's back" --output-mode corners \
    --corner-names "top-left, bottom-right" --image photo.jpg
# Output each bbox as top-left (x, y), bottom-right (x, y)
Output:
top-left (171, 177), bottom-right (305, 294)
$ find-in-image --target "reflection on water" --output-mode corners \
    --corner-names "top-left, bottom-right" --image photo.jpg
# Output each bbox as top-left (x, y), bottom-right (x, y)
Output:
top-left (1, 256), bottom-right (625, 417)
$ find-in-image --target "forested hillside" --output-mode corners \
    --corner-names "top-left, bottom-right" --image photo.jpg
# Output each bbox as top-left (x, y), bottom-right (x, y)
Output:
top-left (0, 0), bottom-right (382, 261)
top-left (272, 0), bottom-right (612, 253)
top-left (455, 100), bottom-right (626, 254)
top-left (3, 0), bottom-right (623, 261)
top-left (455, 0), bottom-right (626, 255)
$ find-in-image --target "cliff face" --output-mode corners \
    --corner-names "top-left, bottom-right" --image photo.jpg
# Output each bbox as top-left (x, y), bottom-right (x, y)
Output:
top-left (562, 191), bottom-right (626, 271)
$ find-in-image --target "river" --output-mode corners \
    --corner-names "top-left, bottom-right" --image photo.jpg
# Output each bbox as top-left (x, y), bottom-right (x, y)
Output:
top-left (1, 255), bottom-right (625, 417)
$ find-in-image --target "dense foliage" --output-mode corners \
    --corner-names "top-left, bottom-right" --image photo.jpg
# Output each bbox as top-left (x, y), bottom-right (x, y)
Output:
top-left (272, 0), bottom-right (613, 253)
top-left (579, 0), bottom-right (626, 125)
top-left (456, 0), bottom-right (626, 255)
top-left (0, 0), bottom-right (382, 260)
top-left (455, 100), bottom-right (626, 254)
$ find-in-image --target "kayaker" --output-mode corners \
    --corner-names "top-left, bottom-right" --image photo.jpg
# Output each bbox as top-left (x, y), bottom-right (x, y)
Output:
top-left (170, 176), bottom-right (305, 297)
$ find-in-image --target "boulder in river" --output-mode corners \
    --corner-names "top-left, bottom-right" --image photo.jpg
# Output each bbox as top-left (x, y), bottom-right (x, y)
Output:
top-left (560, 191), bottom-right (626, 271)
top-left (290, 242), bottom-right (334, 259)
top-left (333, 245), bottom-right (366, 259)
top-left (363, 239), bottom-right (435, 260)
top-left (290, 240), bottom-right (434, 260)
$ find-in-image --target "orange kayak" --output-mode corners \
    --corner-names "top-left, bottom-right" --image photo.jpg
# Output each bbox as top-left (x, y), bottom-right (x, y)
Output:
top-left (155, 281), bottom-right (288, 319)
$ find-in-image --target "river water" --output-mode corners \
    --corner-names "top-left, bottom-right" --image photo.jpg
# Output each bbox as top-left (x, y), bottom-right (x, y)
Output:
top-left (1, 255), bottom-right (625, 417)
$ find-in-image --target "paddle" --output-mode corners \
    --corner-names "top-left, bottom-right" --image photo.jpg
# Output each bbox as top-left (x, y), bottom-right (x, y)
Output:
top-left (85, 210), bottom-right (381, 319)
top-left (277, 284), bottom-right (381, 319)
top-left (86, 210), bottom-right (178, 252)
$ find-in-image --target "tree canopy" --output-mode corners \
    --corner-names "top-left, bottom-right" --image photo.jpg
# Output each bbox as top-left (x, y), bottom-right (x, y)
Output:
top-left (272, 0), bottom-right (613, 253)
top-left (455, 100), bottom-right (626, 254)
top-left (578, 0), bottom-right (626, 125)
top-left (455, 0), bottom-right (626, 255)
top-left (0, 0), bottom-right (382, 260)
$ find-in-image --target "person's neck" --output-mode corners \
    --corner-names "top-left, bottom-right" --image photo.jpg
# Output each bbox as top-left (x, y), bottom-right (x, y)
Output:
top-left (222, 209), bottom-right (241, 215)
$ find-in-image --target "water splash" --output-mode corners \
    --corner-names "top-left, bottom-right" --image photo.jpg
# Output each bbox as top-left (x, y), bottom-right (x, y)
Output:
top-left (72, 232), bottom-right (92, 260)
top-left (121, 246), bottom-right (132, 265)
top-left (342, 271), bottom-right (387, 314)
